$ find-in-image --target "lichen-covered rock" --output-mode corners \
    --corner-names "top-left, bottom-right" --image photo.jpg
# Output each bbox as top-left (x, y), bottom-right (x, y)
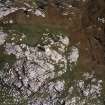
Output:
top-left (0, 0), bottom-right (105, 105)
top-left (65, 72), bottom-right (103, 105)
top-left (0, 32), bottom-right (79, 104)
top-left (1, 29), bottom-right (103, 105)
top-left (4, 34), bottom-right (69, 92)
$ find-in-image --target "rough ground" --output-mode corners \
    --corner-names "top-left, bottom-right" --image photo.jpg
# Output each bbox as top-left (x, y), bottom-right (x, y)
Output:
top-left (0, 0), bottom-right (105, 105)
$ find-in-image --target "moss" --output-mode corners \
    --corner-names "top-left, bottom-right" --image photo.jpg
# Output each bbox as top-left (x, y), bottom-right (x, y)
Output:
top-left (0, 47), bottom-right (16, 71)
top-left (0, 88), bottom-right (15, 105)
top-left (0, 86), bottom-right (27, 105)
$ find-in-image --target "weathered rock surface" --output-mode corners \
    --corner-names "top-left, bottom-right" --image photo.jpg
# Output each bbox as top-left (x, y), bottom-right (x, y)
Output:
top-left (0, 0), bottom-right (105, 105)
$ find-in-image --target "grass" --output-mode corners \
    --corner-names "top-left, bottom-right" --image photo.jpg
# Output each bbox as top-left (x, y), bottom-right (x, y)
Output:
top-left (4, 22), bottom-right (67, 46)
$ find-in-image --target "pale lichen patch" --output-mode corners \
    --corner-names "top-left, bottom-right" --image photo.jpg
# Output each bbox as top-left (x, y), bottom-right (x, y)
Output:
top-left (0, 31), bottom-right (7, 45)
